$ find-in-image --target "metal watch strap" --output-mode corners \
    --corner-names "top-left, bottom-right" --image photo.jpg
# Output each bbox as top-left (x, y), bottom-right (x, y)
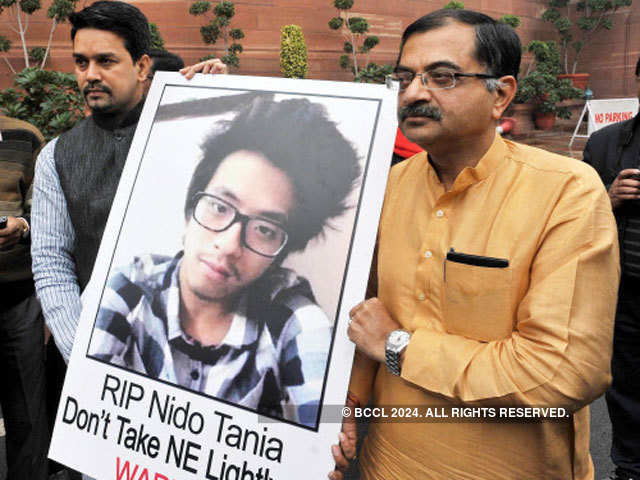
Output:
top-left (386, 330), bottom-right (410, 376)
top-left (385, 348), bottom-right (402, 376)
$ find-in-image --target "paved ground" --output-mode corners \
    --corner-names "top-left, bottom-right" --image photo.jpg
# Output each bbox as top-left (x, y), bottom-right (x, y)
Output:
top-left (0, 129), bottom-right (616, 480)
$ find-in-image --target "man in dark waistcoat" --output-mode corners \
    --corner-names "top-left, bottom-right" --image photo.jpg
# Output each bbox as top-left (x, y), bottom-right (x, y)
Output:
top-left (582, 56), bottom-right (640, 480)
top-left (31, 0), bottom-right (227, 363)
top-left (29, 9), bottom-right (227, 477)
top-left (29, 4), bottom-right (154, 478)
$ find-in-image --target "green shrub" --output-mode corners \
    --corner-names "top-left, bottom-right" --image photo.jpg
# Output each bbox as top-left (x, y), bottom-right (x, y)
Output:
top-left (189, 1), bottom-right (244, 68)
top-left (0, 67), bottom-right (84, 140)
top-left (443, 1), bottom-right (464, 9)
top-left (499, 14), bottom-right (521, 28)
top-left (280, 25), bottom-right (308, 79)
top-left (149, 23), bottom-right (165, 50)
top-left (328, 0), bottom-right (390, 79)
top-left (542, 0), bottom-right (633, 73)
top-left (328, 17), bottom-right (343, 30)
top-left (354, 62), bottom-right (393, 84)
top-left (334, 0), bottom-right (354, 9)
top-left (28, 46), bottom-right (46, 63)
top-left (515, 41), bottom-right (583, 119)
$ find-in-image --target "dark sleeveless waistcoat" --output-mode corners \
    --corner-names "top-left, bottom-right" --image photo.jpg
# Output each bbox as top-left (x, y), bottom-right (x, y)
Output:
top-left (54, 102), bottom-right (143, 291)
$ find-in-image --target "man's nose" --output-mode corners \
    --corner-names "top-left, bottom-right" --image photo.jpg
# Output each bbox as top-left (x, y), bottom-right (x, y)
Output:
top-left (399, 75), bottom-right (433, 106)
top-left (86, 61), bottom-right (101, 82)
top-left (213, 221), bottom-right (243, 258)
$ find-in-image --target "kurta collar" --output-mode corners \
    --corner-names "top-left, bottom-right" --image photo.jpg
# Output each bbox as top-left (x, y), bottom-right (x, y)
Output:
top-left (424, 132), bottom-right (509, 193)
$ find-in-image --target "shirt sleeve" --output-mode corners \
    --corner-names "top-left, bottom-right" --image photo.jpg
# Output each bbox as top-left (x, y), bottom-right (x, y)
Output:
top-left (280, 297), bottom-right (332, 427)
top-left (21, 133), bottom-right (44, 226)
top-left (31, 138), bottom-right (81, 362)
top-left (88, 266), bottom-right (139, 363)
top-left (401, 173), bottom-right (619, 412)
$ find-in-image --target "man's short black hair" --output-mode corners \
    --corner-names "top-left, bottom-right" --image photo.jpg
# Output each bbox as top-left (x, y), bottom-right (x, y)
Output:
top-left (398, 9), bottom-right (521, 80)
top-left (149, 49), bottom-right (185, 75)
top-left (184, 95), bottom-right (362, 256)
top-left (70, 1), bottom-right (150, 62)
top-left (636, 55), bottom-right (640, 77)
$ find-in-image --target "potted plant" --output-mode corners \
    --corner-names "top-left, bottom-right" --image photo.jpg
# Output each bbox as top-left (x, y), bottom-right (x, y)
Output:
top-left (541, 0), bottom-right (633, 88)
top-left (514, 41), bottom-right (584, 130)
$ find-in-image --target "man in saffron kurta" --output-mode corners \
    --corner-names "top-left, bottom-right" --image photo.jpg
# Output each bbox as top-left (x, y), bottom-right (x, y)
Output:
top-left (330, 9), bottom-right (619, 480)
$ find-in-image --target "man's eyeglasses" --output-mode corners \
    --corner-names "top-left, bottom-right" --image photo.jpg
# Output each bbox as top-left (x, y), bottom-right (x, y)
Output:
top-left (388, 69), bottom-right (498, 91)
top-left (192, 192), bottom-right (288, 258)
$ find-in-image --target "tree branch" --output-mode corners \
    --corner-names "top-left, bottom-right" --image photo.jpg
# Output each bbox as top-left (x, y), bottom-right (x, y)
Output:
top-left (14, 5), bottom-right (30, 68)
top-left (3, 55), bottom-right (17, 74)
top-left (41, 18), bottom-right (58, 70)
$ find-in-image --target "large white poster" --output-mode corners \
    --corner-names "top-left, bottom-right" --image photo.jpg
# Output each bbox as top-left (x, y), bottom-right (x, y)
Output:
top-left (48, 73), bottom-right (397, 479)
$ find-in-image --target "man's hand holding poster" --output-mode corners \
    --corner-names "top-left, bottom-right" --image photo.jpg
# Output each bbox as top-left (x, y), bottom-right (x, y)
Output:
top-left (49, 73), bottom-right (397, 479)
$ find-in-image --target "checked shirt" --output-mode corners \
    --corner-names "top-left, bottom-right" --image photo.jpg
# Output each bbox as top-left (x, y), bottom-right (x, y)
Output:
top-left (89, 252), bottom-right (331, 428)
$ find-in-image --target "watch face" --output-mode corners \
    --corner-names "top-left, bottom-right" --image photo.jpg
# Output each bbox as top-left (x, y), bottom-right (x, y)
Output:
top-left (388, 330), bottom-right (409, 348)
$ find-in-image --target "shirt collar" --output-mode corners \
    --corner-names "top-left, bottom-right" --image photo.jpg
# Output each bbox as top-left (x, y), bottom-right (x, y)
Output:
top-left (424, 132), bottom-right (509, 193)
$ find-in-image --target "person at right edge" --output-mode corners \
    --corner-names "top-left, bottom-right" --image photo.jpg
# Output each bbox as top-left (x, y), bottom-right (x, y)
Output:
top-left (330, 8), bottom-right (619, 480)
top-left (583, 56), bottom-right (640, 480)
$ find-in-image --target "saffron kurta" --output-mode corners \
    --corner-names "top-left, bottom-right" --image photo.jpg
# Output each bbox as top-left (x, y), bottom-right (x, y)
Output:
top-left (351, 134), bottom-right (619, 480)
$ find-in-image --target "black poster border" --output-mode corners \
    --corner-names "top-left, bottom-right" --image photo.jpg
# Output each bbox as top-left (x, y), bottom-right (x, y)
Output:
top-left (85, 83), bottom-right (384, 433)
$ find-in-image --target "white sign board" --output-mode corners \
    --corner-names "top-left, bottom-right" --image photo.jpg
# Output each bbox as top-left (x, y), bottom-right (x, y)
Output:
top-left (48, 73), bottom-right (397, 479)
top-left (587, 98), bottom-right (639, 135)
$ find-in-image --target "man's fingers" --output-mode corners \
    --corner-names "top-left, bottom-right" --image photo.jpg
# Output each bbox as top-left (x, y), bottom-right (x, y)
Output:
top-left (339, 431), bottom-right (357, 459)
top-left (331, 444), bottom-right (350, 471)
top-left (209, 59), bottom-right (228, 74)
top-left (347, 322), bottom-right (354, 341)
top-left (180, 66), bottom-right (196, 80)
top-left (328, 470), bottom-right (343, 480)
top-left (614, 185), bottom-right (640, 194)
top-left (349, 301), bottom-right (365, 319)
top-left (343, 413), bottom-right (358, 438)
top-left (615, 179), bottom-right (640, 189)
top-left (615, 193), bottom-right (640, 200)
top-left (617, 169), bottom-right (640, 179)
top-left (0, 223), bottom-right (18, 236)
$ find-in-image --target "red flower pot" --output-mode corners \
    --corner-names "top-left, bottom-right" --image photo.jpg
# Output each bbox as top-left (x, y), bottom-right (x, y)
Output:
top-left (534, 111), bottom-right (556, 130)
top-left (557, 73), bottom-right (589, 90)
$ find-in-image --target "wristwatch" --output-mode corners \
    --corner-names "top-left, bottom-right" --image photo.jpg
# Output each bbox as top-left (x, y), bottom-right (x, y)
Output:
top-left (385, 329), bottom-right (411, 376)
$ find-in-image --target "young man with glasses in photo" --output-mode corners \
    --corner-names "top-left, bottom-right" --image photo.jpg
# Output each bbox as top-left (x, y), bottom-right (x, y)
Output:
top-left (89, 97), bottom-right (361, 429)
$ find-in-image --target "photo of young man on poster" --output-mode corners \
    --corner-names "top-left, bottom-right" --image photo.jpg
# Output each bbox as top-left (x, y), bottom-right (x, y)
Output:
top-left (88, 94), bottom-right (362, 429)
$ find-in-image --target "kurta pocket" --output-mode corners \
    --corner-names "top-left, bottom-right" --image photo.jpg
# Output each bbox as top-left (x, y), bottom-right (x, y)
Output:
top-left (444, 259), bottom-right (513, 341)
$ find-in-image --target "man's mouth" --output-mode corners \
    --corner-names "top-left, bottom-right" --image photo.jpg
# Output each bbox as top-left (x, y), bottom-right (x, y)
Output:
top-left (200, 258), bottom-right (236, 280)
top-left (84, 85), bottom-right (111, 97)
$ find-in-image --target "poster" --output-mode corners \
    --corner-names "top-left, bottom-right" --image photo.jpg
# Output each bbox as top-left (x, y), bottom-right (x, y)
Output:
top-left (48, 73), bottom-right (397, 479)
top-left (587, 97), bottom-right (639, 134)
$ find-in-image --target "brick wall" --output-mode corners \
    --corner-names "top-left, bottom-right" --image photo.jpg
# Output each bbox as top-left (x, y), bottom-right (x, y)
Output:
top-left (575, 9), bottom-right (640, 100)
top-left (0, 0), bottom-right (635, 99)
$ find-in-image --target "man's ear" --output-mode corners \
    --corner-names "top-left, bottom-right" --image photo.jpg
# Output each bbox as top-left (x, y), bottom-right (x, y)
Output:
top-left (136, 53), bottom-right (152, 84)
top-left (491, 75), bottom-right (517, 120)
